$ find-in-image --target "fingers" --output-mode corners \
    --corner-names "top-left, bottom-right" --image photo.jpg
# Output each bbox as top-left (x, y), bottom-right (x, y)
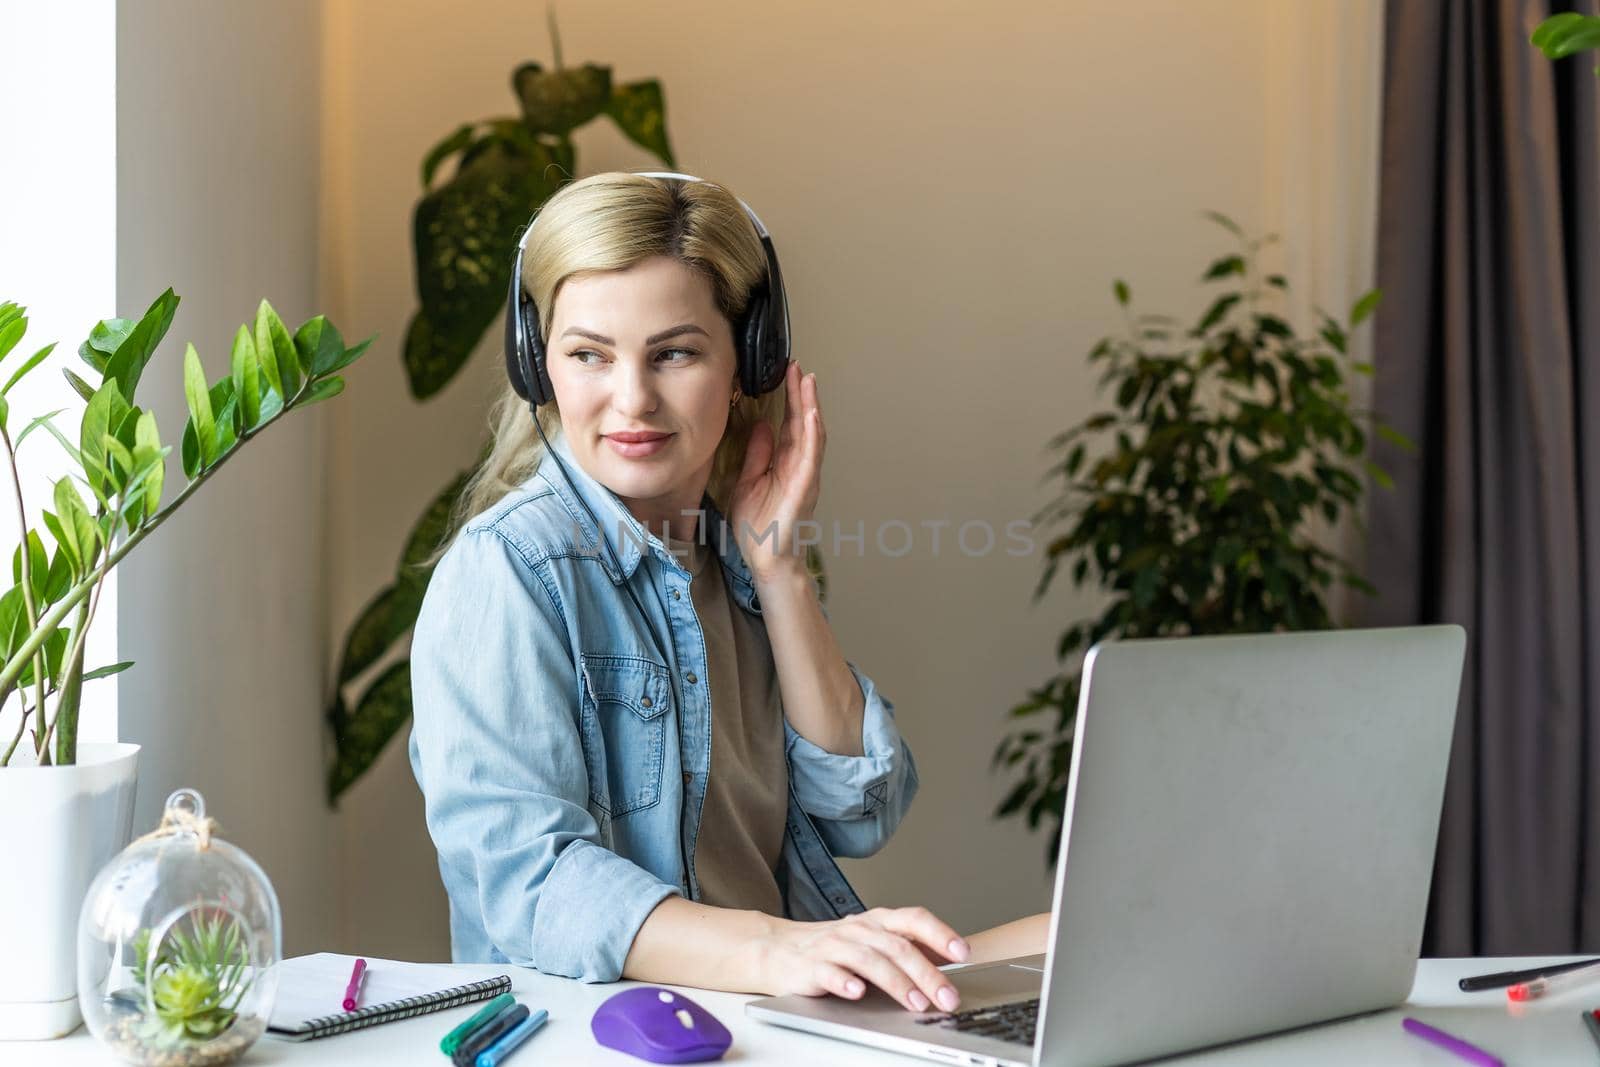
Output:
top-left (779, 360), bottom-right (801, 450)
top-left (808, 960), bottom-right (865, 1000)
top-left (849, 924), bottom-right (960, 1013)
top-left (824, 935), bottom-right (932, 1013)
top-left (875, 906), bottom-right (970, 967)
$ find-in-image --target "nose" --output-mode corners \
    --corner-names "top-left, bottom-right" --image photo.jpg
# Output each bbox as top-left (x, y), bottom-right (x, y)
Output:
top-left (611, 357), bottom-right (659, 417)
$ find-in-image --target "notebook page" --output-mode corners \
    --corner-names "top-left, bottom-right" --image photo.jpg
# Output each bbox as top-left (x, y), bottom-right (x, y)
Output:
top-left (269, 953), bottom-right (490, 1030)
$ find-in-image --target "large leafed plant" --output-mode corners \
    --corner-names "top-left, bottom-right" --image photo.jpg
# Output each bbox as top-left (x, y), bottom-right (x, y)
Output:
top-left (325, 21), bottom-right (676, 800)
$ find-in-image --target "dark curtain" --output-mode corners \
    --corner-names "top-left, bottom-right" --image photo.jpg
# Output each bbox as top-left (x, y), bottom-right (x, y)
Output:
top-left (1368, 0), bottom-right (1600, 954)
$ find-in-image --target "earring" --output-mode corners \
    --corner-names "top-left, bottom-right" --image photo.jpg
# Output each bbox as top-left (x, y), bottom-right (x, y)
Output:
top-left (730, 388), bottom-right (743, 407)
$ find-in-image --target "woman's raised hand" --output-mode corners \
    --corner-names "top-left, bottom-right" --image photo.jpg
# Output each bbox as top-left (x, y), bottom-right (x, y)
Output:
top-left (753, 906), bottom-right (971, 1013)
top-left (728, 361), bottom-right (824, 584)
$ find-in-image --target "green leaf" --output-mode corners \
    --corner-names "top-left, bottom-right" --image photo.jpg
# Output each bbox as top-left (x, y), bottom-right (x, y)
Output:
top-left (54, 477), bottom-right (99, 569)
top-left (82, 660), bottom-right (134, 683)
top-left (336, 584), bottom-right (421, 686)
top-left (0, 586), bottom-right (25, 665)
top-left (13, 404), bottom-right (68, 447)
top-left (1320, 317), bottom-right (1348, 354)
top-left (42, 510), bottom-right (79, 575)
top-left (1376, 423), bottom-right (1417, 454)
top-left (13, 530), bottom-right (48, 605)
top-left (293, 316), bottom-right (346, 378)
top-left (133, 411), bottom-right (165, 518)
top-left (317, 335), bottom-right (372, 378)
top-left (230, 325), bottom-right (262, 431)
top-left (1194, 293), bottom-right (1242, 334)
top-left (42, 544), bottom-right (72, 603)
top-left (1531, 13), bottom-right (1600, 59)
top-left (181, 376), bottom-right (238, 475)
top-left (603, 79), bottom-right (676, 166)
top-left (62, 368), bottom-right (96, 403)
top-left (1202, 255), bottom-right (1245, 281)
top-left (421, 123), bottom-right (477, 190)
top-left (77, 316), bottom-right (133, 374)
top-left (1202, 210), bottom-right (1244, 237)
top-left (254, 301), bottom-right (300, 400)
top-left (299, 376), bottom-right (344, 406)
top-left (80, 380), bottom-right (130, 500)
top-left (18, 629), bottom-right (68, 690)
top-left (328, 661), bottom-right (413, 800)
top-left (1363, 459), bottom-right (1395, 490)
top-left (407, 138), bottom-right (564, 399)
top-left (101, 289), bottom-right (179, 404)
top-left (1, 343), bottom-right (55, 396)
top-left (0, 315), bottom-right (26, 364)
top-left (182, 343), bottom-right (215, 467)
top-left (1349, 289), bottom-right (1383, 327)
top-left (512, 61), bottom-right (612, 135)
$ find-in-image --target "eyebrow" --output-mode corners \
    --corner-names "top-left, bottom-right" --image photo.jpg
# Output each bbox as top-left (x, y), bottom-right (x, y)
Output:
top-left (560, 324), bottom-right (710, 346)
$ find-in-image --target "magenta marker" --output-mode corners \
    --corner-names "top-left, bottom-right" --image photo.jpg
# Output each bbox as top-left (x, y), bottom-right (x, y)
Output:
top-left (1401, 1017), bottom-right (1504, 1067)
top-left (343, 957), bottom-right (368, 1011)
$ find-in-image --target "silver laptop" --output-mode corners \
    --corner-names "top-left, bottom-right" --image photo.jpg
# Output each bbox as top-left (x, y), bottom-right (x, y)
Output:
top-left (748, 625), bottom-right (1466, 1067)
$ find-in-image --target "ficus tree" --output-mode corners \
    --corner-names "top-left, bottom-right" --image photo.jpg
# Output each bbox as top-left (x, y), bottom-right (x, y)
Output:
top-left (990, 213), bottom-right (1409, 861)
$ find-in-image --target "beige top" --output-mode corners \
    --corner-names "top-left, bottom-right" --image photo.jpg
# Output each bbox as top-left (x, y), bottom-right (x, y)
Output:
top-left (665, 531), bottom-right (788, 915)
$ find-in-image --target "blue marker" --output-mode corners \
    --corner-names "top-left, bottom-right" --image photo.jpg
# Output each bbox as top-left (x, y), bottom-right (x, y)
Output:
top-left (476, 1007), bottom-right (550, 1067)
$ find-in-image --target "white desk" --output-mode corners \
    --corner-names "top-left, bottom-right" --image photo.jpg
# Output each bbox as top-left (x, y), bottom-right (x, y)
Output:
top-left (20, 957), bottom-right (1600, 1065)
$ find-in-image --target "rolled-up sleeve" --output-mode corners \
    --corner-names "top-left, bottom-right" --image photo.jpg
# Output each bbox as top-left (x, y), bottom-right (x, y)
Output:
top-left (408, 526), bottom-right (678, 982)
top-left (784, 659), bottom-right (919, 859)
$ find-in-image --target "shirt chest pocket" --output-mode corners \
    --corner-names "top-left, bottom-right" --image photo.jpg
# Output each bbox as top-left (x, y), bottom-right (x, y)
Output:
top-left (578, 653), bottom-right (673, 818)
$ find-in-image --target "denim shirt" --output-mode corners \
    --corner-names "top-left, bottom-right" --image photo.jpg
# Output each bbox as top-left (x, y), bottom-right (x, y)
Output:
top-left (407, 428), bottom-right (919, 982)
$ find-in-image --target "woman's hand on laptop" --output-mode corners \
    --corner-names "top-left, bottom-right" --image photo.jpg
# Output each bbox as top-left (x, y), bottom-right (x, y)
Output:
top-left (753, 906), bottom-right (970, 1013)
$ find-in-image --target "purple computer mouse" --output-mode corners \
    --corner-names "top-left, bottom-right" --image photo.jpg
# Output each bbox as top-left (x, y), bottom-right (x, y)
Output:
top-left (591, 986), bottom-right (732, 1063)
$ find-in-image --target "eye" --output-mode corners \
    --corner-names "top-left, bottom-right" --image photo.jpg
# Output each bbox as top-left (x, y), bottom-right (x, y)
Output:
top-left (569, 349), bottom-right (605, 365)
top-left (657, 347), bottom-right (698, 362)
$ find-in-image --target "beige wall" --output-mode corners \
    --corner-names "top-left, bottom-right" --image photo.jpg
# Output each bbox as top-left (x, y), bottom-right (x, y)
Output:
top-left (321, 0), bottom-right (1382, 959)
top-left (117, 0), bottom-right (338, 958)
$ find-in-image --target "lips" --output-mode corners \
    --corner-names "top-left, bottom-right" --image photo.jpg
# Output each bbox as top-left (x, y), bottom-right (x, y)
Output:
top-left (604, 431), bottom-right (674, 459)
top-left (605, 431), bottom-right (672, 443)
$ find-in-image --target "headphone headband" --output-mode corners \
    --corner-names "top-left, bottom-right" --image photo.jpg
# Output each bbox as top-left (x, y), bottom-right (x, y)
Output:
top-left (505, 170), bottom-right (790, 408)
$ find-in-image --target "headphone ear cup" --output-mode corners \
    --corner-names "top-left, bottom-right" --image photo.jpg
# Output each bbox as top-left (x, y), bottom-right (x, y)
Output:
top-left (740, 289), bottom-right (768, 396)
top-left (523, 299), bottom-right (555, 407)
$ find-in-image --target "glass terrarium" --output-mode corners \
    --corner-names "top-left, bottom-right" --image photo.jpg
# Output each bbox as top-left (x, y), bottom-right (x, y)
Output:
top-left (77, 788), bottom-right (282, 1066)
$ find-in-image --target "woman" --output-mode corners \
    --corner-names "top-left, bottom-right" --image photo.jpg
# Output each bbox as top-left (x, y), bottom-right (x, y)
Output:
top-left (408, 171), bottom-right (1046, 1016)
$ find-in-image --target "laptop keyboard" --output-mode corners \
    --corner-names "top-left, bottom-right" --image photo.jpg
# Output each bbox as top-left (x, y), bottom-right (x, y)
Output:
top-left (916, 997), bottom-right (1039, 1045)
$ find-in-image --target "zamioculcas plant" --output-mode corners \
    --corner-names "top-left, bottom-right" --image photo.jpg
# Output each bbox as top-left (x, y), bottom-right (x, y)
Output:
top-left (325, 17), bottom-right (677, 801)
top-left (1532, 13), bottom-right (1600, 70)
top-left (990, 213), bottom-right (1409, 861)
top-left (0, 292), bottom-right (371, 767)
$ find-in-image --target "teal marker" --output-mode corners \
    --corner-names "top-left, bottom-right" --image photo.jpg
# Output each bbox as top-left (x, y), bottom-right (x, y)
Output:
top-left (440, 993), bottom-right (516, 1054)
top-left (476, 1008), bottom-right (550, 1067)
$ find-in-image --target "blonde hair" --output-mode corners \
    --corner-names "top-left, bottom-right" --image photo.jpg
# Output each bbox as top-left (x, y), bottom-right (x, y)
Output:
top-left (432, 172), bottom-right (785, 561)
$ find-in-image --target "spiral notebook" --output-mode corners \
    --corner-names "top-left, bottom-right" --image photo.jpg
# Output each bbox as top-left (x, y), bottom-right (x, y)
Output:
top-left (266, 953), bottom-right (512, 1041)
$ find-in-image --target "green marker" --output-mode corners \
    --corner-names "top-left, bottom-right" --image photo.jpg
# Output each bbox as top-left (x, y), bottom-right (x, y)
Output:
top-left (440, 993), bottom-right (516, 1054)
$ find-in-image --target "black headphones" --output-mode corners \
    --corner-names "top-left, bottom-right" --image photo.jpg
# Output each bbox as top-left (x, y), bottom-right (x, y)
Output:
top-left (504, 170), bottom-right (791, 407)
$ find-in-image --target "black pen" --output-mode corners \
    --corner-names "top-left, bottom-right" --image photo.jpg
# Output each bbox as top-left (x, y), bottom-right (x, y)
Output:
top-left (1458, 957), bottom-right (1600, 992)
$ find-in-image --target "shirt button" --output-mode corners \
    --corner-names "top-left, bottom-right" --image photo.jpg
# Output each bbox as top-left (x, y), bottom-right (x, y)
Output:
top-left (683, 772), bottom-right (692, 784)
top-left (685, 672), bottom-right (698, 684)
top-left (640, 696), bottom-right (653, 708)
top-left (750, 594), bottom-right (761, 610)
top-left (672, 589), bottom-right (681, 600)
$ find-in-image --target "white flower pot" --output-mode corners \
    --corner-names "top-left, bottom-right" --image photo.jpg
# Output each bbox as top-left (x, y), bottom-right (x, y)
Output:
top-left (0, 742), bottom-right (138, 1040)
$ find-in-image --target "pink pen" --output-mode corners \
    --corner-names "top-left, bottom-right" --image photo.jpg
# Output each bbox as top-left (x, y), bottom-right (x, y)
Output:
top-left (343, 958), bottom-right (368, 1011)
